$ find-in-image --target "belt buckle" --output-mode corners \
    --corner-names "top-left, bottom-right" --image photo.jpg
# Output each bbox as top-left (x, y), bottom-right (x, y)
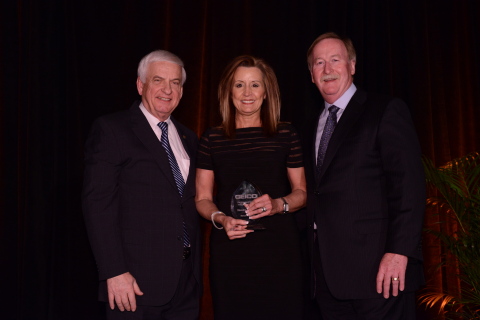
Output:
top-left (183, 246), bottom-right (191, 260)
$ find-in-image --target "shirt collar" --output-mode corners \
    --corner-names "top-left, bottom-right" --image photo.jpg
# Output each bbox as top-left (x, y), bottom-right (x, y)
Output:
top-left (324, 83), bottom-right (357, 111)
top-left (139, 103), bottom-right (172, 127)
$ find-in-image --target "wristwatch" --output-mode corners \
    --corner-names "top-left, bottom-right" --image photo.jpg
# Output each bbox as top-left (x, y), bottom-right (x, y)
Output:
top-left (280, 197), bottom-right (289, 214)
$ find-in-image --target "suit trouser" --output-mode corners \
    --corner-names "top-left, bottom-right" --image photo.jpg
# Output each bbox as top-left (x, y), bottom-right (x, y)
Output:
top-left (313, 235), bottom-right (415, 320)
top-left (106, 257), bottom-right (200, 320)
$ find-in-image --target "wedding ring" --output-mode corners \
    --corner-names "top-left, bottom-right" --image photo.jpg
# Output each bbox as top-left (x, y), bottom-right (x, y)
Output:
top-left (392, 277), bottom-right (399, 281)
top-left (261, 207), bottom-right (267, 212)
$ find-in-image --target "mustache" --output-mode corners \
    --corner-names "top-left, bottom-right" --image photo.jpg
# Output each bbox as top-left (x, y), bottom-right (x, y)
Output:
top-left (321, 74), bottom-right (339, 82)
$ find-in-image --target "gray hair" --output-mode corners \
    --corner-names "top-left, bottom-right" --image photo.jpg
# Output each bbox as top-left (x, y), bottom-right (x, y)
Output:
top-left (137, 50), bottom-right (187, 85)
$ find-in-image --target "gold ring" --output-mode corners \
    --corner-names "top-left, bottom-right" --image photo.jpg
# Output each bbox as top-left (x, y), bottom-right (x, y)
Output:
top-left (392, 277), bottom-right (399, 281)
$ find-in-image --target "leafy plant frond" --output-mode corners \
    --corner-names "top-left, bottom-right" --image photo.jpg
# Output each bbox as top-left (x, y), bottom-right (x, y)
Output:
top-left (421, 152), bottom-right (480, 319)
top-left (418, 290), bottom-right (459, 313)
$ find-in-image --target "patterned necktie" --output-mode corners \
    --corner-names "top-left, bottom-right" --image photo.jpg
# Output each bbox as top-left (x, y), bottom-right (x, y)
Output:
top-left (315, 105), bottom-right (340, 180)
top-left (158, 122), bottom-right (190, 248)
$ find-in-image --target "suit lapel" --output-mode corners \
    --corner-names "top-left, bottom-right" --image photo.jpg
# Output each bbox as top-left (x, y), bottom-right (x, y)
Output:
top-left (316, 89), bottom-right (368, 184)
top-left (129, 103), bottom-right (180, 197)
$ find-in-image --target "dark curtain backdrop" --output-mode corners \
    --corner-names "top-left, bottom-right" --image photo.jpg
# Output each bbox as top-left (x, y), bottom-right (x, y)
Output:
top-left (2, 0), bottom-right (479, 319)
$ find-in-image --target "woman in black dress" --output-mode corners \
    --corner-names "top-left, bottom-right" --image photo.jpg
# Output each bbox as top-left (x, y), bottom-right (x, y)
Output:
top-left (195, 55), bottom-right (306, 319)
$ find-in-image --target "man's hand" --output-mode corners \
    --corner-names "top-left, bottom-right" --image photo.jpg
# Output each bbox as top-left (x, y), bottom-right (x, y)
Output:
top-left (376, 253), bottom-right (408, 299)
top-left (107, 272), bottom-right (144, 311)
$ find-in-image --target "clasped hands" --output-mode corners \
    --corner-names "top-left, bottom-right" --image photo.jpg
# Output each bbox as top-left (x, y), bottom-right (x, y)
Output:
top-left (220, 194), bottom-right (280, 240)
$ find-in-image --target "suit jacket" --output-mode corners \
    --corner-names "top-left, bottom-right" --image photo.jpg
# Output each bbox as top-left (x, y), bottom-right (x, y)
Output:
top-left (82, 101), bottom-right (201, 306)
top-left (302, 88), bottom-right (425, 300)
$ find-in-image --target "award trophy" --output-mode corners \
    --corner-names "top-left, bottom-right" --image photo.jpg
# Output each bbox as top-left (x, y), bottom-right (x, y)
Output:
top-left (230, 180), bottom-right (266, 230)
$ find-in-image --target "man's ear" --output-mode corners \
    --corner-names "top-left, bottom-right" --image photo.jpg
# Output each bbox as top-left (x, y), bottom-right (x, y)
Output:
top-left (136, 77), bottom-right (144, 95)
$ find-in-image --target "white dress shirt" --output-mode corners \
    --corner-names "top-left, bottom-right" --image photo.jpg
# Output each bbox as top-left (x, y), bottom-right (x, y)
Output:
top-left (140, 103), bottom-right (190, 182)
top-left (315, 83), bottom-right (357, 163)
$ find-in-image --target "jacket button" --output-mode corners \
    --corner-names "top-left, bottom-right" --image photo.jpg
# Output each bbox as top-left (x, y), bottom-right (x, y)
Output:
top-left (314, 191), bottom-right (320, 196)
top-left (177, 236), bottom-right (182, 241)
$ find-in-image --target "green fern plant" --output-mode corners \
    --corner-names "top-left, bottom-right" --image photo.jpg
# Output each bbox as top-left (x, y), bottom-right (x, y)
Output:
top-left (418, 152), bottom-right (480, 319)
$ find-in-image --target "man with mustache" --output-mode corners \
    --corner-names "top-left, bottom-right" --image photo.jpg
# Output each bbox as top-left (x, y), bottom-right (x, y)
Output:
top-left (302, 32), bottom-right (425, 319)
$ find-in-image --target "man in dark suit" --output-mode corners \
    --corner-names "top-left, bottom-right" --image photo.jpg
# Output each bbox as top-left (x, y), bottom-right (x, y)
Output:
top-left (303, 32), bottom-right (425, 319)
top-left (83, 50), bottom-right (201, 319)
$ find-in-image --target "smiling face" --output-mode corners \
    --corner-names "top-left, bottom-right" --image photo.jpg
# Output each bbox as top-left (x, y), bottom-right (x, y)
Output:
top-left (136, 61), bottom-right (183, 121)
top-left (310, 38), bottom-right (356, 104)
top-left (231, 66), bottom-right (266, 119)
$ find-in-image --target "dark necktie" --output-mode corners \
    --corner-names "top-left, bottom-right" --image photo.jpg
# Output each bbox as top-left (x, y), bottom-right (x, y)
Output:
top-left (158, 122), bottom-right (190, 248)
top-left (315, 105), bottom-right (340, 180)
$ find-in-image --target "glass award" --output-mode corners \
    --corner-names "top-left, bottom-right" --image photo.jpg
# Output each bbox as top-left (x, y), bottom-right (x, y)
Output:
top-left (230, 180), bottom-right (266, 230)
